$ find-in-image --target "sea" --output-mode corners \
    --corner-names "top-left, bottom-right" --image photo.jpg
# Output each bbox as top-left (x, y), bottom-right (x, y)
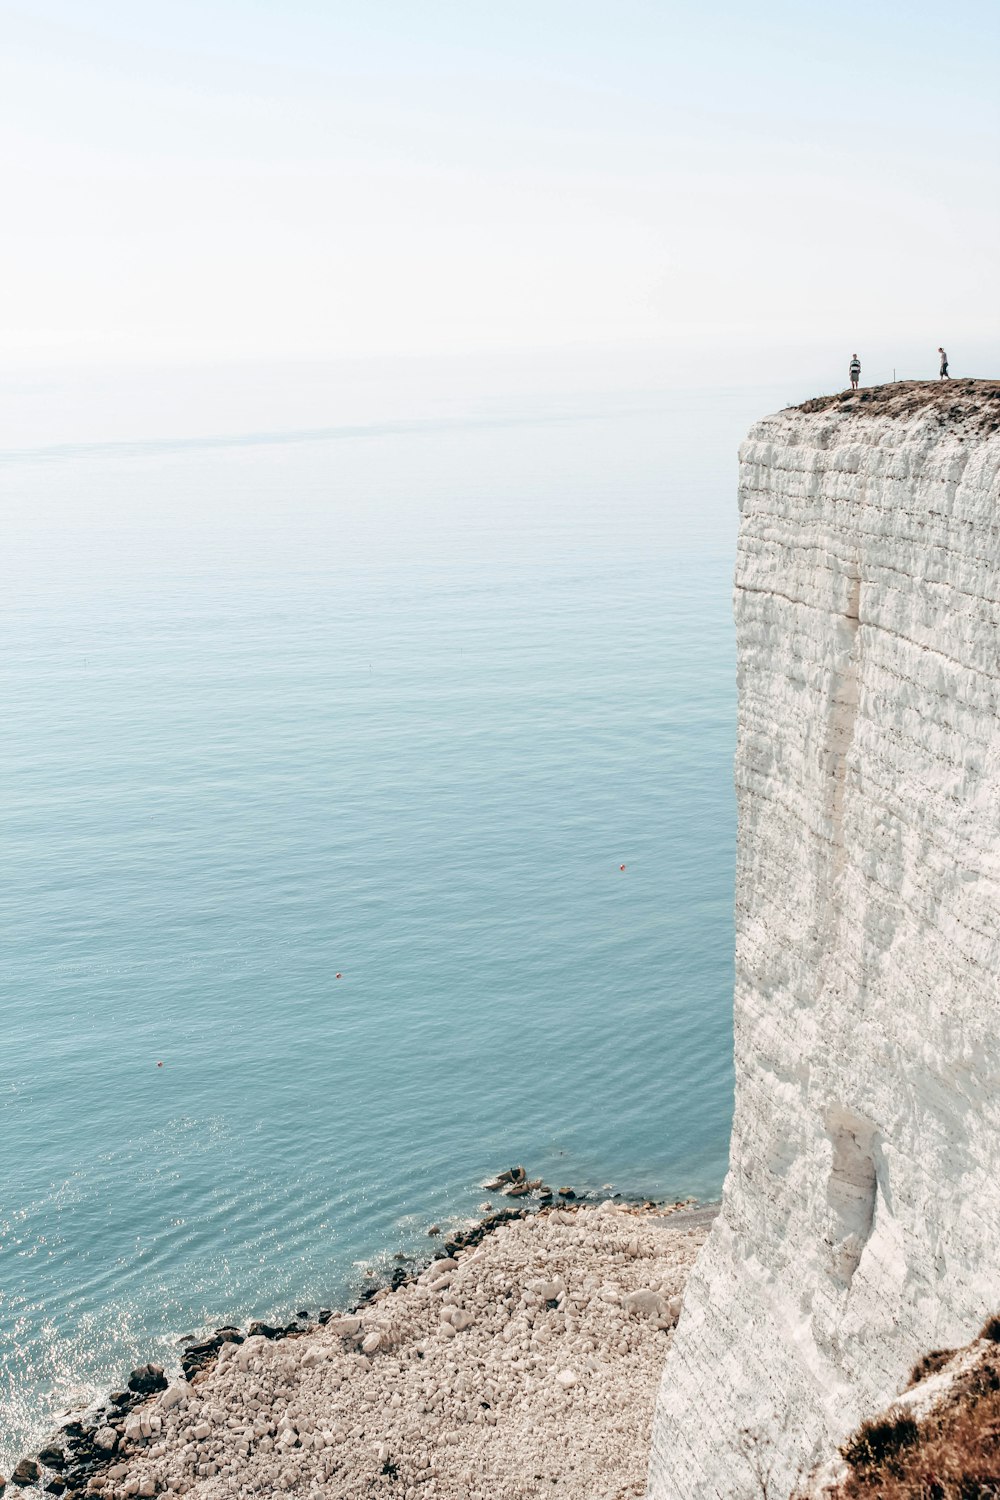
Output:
top-left (0, 366), bottom-right (787, 1464)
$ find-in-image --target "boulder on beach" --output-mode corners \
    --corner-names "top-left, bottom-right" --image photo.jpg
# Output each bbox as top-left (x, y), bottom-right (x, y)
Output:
top-left (528, 1277), bottom-right (564, 1302)
top-left (10, 1459), bottom-right (40, 1487)
top-left (326, 1315), bottom-right (362, 1337)
top-left (159, 1379), bottom-right (195, 1410)
top-left (623, 1287), bottom-right (680, 1327)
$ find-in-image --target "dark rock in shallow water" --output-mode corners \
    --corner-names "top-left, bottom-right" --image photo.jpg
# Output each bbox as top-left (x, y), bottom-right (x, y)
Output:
top-left (486, 1165), bottom-right (526, 1189)
top-left (127, 1363), bottom-right (167, 1395)
top-left (44, 1480), bottom-right (67, 1495)
top-left (180, 1341), bottom-right (217, 1378)
top-left (318, 1309), bottom-right (332, 1323)
top-left (36, 1447), bottom-right (65, 1470)
top-left (11, 1459), bottom-right (41, 1486)
top-left (296, 1309), bottom-right (309, 1319)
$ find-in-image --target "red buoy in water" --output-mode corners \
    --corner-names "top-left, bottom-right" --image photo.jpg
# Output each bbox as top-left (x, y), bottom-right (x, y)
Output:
top-left (620, 864), bottom-right (626, 872)
top-left (335, 972), bottom-right (343, 980)
top-left (157, 1061), bottom-right (163, 1067)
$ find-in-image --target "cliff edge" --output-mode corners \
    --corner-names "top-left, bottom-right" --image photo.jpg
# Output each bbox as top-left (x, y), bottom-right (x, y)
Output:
top-left (648, 380), bottom-right (1000, 1498)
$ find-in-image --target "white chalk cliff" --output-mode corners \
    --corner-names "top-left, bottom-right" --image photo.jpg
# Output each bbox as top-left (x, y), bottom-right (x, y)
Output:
top-left (648, 383), bottom-right (1000, 1498)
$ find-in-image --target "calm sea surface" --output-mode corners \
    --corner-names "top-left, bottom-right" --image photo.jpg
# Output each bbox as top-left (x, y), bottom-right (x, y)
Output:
top-left (1, 381), bottom-right (772, 1462)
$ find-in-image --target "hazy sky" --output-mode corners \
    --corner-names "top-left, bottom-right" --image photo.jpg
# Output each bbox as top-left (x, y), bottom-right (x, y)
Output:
top-left (2, 0), bottom-right (997, 365)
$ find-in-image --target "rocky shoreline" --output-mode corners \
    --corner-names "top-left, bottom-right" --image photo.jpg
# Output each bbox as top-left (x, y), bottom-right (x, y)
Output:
top-left (4, 1178), bottom-right (713, 1500)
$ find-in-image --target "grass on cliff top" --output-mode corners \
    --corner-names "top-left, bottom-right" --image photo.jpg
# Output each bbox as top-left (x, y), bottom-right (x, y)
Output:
top-left (829, 1319), bottom-right (1000, 1499)
top-left (791, 379), bottom-right (1000, 430)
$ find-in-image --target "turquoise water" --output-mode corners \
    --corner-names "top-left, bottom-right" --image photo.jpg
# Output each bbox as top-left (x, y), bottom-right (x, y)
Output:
top-left (1, 385), bottom-right (758, 1462)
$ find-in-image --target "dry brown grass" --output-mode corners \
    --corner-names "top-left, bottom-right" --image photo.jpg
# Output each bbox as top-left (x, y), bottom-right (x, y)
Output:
top-left (907, 1351), bottom-right (958, 1389)
top-left (830, 1349), bottom-right (1000, 1499)
top-left (790, 379), bottom-right (1000, 432)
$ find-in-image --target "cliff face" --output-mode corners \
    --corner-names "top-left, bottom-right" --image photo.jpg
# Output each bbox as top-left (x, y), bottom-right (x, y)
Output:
top-left (649, 383), bottom-right (1000, 1498)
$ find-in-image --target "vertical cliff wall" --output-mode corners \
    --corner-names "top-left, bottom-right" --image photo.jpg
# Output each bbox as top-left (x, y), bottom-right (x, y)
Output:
top-left (649, 383), bottom-right (1000, 1498)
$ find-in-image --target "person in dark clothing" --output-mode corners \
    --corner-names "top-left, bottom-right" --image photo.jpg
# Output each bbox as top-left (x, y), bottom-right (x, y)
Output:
top-left (938, 347), bottom-right (950, 379)
top-left (849, 354), bottom-right (861, 391)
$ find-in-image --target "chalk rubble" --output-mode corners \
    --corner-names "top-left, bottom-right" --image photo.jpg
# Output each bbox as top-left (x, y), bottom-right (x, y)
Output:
top-left (84, 1204), bottom-right (705, 1499)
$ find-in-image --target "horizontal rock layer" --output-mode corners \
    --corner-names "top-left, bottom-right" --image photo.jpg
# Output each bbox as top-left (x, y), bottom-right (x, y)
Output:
top-left (649, 383), bottom-right (1000, 1498)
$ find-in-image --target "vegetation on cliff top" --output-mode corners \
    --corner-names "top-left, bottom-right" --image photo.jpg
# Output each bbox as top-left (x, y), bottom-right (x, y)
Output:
top-left (792, 379), bottom-right (1000, 430)
top-left (827, 1318), bottom-right (1000, 1499)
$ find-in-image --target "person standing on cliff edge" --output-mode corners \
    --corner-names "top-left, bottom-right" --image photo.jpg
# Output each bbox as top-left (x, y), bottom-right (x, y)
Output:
top-left (849, 354), bottom-right (861, 390)
top-left (938, 346), bottom-right (950, 378)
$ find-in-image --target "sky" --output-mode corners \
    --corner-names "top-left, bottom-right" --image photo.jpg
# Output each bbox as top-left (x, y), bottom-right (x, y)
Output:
top-left (1, 0), bottom-right (997, 380)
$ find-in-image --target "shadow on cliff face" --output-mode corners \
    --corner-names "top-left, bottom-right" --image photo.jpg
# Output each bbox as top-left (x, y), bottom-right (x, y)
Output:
top-left (824, 1108), bottom-right (878, 1288)
top-left (791, 380), bottom-right (1000, 432)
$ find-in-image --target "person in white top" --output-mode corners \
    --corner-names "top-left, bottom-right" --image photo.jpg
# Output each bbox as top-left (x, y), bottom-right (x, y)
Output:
top-left (938, 347), bottom-right (950, 379)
